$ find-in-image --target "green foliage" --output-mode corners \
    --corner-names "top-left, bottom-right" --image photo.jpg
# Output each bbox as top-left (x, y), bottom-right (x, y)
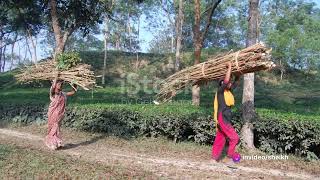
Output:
top-left (1, 0), bottom-right (43, 35)
top-left (65, 106), bottom-right (141, 137)
top-left (56, 52), bottom-right (82, 70)
top-left (262, 0), bottom-right (320, 71)
top-left (0, 71), bottom-right (16, 88)
top-left (0, 71), bottom-right (50, 89)
top-left (257, 108), bottom-right (320, 122)
top-left (106, 0), bottom-right (146, 52)
top-left (1, 103), bottom-right (319, 159)
top-left (0, 103), bottom-right (46, 126)
top-left (148, 28), bottom-right (174, 54)
top-left (254, 116), bottom-right (320, 160)
top-left (46, 0), bottom-right (107, 36)
top-left (66, 33), bottom-right (104, 52)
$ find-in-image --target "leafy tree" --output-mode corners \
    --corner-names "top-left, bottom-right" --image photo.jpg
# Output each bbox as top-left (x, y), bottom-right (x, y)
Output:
top-left (191, 0), bottom-right (222, 106)
top-left (262, 0), bottom-right (320, 79)
top-left (46, 0), bottom-right (109, 57)
top-left (66, 29), bottom-right (104, 52)
top-left (105, 0), bottom-right (144, 52)
top-left (0, 0), bottom-right (43, 70)
top-left (148, 28), bottom-right (173, 53)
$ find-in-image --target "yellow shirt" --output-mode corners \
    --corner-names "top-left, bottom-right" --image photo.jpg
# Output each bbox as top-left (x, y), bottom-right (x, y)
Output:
top-left (213, 90), bottom-right (235, 131)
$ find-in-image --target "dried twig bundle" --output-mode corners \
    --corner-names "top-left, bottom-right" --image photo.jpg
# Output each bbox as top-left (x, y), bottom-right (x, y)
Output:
top-left (15, 59), bottom-right (96, 90)
top-left (156, 42), bottom-right (275, 102)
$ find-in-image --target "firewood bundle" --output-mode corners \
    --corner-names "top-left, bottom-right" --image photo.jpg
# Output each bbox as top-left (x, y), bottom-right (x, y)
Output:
top-left (156, 42), bottom-right (275, 102)
top-left (15, 59), bottom-right (96, 90)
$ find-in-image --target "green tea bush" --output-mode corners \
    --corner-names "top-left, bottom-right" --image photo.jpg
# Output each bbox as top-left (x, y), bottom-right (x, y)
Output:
top-left (64, 106), bottom-right (141, 137)
top-left (0, 103), bottom-right (319, 159)
top-left (0, 71), bottom-right (50, 89)
top-left (0, 103), bottom-right (47, 125)
top-left (254, 116), bottom-right (320, 160)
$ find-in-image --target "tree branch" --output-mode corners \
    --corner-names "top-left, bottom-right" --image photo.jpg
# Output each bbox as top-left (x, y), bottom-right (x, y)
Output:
top-left (160, 0), bottom-right (175, 27)
top-left (201, 0), bottom-right (222, 41)
top-left (0, 37), bottom-right (23, 49)
top-left (200, 6), bottom-right (212, 17)
top-left (62, 24), bottom-right (76, 46)
top-left (107, 14), bottom-right (120, 23)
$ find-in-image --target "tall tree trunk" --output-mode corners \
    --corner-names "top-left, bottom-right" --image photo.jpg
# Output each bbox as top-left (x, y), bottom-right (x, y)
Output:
top-left (50, 0), bottom-right (64, 56)
top-left (241, 0), bottom-right (260, 149)
top-left (26, 36), bottom-right (32, 62)
top-left (127, 13), bottom-right (132, 52)
top-left (2, 45), bottom-right (6, 72)
top-left (0, 31), bottom-right (3, 72)
top-left (102, 17), bottom-right (109, 86)
top-left (10, 44), bottom-right (14, 71)
top-left (18, 41), bottom-right (21, 64)
top-left (171, 34), bottom-right (174, 53)
top-left (116, 32), bottom-right (120, 50)
top-left (192, 0), bottom-right (202, 106)
top-left (23, 37), bottom-right (28, 62)
top-left (192, 44), bottom-right (202, 105)
top-left (0, 42), bottom-right (2, 73)
top-left (27, 29), bottom-right (37, 64)
top-left (115, 23), bottom-right (120, 50)
top-left (136, 15), bottom-right (140, 70)
top-left (50, 0), bottom-right (73, 57)
top-left (175, 0), bottom-right (184, 72)
top-left (279, 59), bottom-right (284, 80)
top-left (162, 0), bottom-right (175, 53)
top-left (191, 0), bottom-right (222, 106)
top-left (10, 34), bottom-right (18, 70)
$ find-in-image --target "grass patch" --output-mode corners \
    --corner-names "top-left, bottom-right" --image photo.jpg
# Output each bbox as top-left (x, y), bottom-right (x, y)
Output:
top-left (257, 108), bottom-right (320, 122)
top-left (0, 144), bottom-right (153, 179)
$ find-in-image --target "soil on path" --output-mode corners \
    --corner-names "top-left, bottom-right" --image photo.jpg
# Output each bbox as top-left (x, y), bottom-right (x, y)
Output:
top-left (0, 126), bottom-right (319, 180)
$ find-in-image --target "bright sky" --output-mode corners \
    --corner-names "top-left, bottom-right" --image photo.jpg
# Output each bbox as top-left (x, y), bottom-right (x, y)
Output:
top-left (139, 14), bottom-right (156, 53)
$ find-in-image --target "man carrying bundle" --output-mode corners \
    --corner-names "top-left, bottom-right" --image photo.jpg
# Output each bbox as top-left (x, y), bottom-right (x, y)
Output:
top-left (212, 62), bottom-right (241, 163)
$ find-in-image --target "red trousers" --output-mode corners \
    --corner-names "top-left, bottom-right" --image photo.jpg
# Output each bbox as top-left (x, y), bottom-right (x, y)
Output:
top-left (212, 112), bottom-right (239, 160)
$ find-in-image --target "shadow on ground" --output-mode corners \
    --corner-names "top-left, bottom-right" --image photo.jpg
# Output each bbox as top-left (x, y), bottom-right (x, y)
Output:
top-left (60, 135), bottom-right (105, 150)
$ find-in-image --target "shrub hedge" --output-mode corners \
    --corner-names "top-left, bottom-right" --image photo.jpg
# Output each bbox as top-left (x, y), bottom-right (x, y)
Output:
top-left (0, 103), bottom-right (319, 160)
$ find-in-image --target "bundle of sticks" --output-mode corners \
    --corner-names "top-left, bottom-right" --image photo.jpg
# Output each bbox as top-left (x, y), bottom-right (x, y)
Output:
top-left (156, 42), bottom-right (275, 102)
top-left (15, 59), bottom-right (96, 90)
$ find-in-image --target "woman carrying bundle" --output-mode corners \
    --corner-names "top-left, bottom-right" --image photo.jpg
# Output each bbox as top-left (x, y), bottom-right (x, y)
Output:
top-left (44, 78), bottom-right (77, 150)
top-left (212, 62), bottom-right (241, 163)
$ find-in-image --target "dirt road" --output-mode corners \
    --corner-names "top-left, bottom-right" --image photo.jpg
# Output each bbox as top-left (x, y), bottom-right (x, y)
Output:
top-left (0, 127), bottom-right (318, 179)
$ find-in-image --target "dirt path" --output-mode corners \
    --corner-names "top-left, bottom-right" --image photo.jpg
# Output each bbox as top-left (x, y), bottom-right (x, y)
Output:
top-left (0, 127), bottom-right (318, 180)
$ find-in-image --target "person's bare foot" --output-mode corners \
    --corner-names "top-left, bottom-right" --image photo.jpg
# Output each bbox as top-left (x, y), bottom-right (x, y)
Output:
top-left (210, 158), bottom-right (226, 168)
top-left (57, 141), bottom-right (63, 147)
top-left (210, 158), bottom-right (219, 164)
top-left (45, 141), bottom-right (57, 150)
